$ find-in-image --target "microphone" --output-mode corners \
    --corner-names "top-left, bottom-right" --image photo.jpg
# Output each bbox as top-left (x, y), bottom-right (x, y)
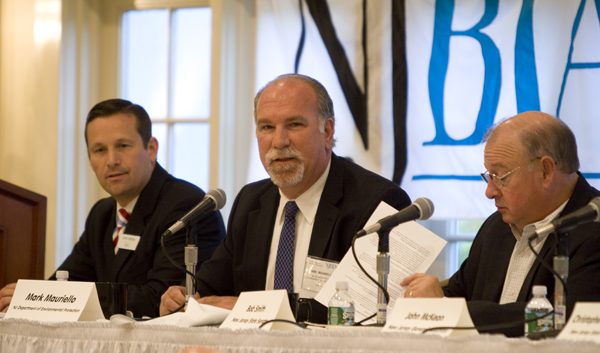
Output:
top-left (356, 197), bottom-right (434, 237)
top-left (162, 188), bottom-right (226, 237)
top-left (536, 196), bottom-right (600, 237)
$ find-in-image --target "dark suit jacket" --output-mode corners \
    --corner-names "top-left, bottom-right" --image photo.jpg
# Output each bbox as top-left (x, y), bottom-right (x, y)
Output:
top-left (51, 163), bottom-right (226, 317)
top-left (444, 173), bottom-right (600, 336)
top-left (196, 154), bottom-right (411, 321)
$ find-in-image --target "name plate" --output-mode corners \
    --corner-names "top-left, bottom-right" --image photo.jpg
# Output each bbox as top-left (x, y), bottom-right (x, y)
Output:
top-left (220, 290), bottom-right (299, 331)
top-left (557, 303), bottom-right (600, 342)
top-left (4, 279), bottom-right (104, 322)
top-left (383, 298), bottom-right (478, 337)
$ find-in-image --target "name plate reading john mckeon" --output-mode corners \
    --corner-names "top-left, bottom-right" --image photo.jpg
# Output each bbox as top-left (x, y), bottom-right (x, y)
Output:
top-left (383, 298), bottom-right (478, 338)
top-left (5, 279), bottom-right (105, 322)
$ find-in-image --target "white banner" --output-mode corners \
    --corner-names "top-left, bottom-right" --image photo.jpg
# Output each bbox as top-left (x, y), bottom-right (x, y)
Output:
top-left (253, 0), bottom-right (600, 219)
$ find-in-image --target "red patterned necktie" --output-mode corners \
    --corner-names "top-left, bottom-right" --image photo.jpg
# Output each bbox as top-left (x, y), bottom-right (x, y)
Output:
top-left (112, 208), bottom-right (130, 252)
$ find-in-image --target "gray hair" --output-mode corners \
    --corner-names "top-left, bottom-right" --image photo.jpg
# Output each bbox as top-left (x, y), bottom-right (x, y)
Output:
top-left (483, 114), bottom-right (579, 174)
top-left (253, 73), bottom-right (335, 132)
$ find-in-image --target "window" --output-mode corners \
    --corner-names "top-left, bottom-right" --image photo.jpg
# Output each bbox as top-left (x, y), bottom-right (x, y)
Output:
top-left (419, 219), bottom-right (483, 279)
top-left (121, 7), bottom-right (214, 191)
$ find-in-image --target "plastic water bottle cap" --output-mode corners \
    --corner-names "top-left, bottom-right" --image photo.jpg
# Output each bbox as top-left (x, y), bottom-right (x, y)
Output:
top-left (336, 281), bottom-right (348, 290)
top-left (532, 285), bottom-right (547, 295)
top-left (56, 270), bottom-right (69, 280)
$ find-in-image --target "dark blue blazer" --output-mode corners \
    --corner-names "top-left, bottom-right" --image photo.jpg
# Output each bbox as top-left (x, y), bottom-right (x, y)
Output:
top-left (444, 174), bottom-right (600, 336)
top-left (52, 163), bottom-right (226, 317)
top-left (196, 154), bottom-right (411, 304)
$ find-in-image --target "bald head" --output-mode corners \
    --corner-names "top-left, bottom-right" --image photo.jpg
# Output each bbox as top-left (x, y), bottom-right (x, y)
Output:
top-left (254, 74), bottom-right (335, 131)
top-left (485, 111), bottom-right (579, 174)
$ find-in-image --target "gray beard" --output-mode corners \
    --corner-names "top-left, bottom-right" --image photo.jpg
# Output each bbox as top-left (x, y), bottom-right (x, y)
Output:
top-left (267, 160), bottom-right (305, 187)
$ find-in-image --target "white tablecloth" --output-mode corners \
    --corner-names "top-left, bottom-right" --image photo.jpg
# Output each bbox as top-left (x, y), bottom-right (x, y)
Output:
top-left (1, 318), bottom-right (599, 353)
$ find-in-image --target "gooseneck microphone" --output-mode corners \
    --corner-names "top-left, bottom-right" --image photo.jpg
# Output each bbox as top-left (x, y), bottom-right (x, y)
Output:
top-left (162, 188), bottom-right (227, 237)
top-left (356, 197), bottom-right (435, 237)
top-left (536, 196), bottom-right (600, 237)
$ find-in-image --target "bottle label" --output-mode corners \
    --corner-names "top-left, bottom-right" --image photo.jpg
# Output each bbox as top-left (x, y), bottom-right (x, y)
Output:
top-left (525, 312), bottom-right (554, 334)
top-left (554, 305), bottom-right (566, 325)
top-left (328, 306), bottom-right (355, 325)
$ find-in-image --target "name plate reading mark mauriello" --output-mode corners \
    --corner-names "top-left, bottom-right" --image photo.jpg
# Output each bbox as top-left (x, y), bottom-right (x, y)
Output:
top-left (5, 279), bottom-right (104, 322)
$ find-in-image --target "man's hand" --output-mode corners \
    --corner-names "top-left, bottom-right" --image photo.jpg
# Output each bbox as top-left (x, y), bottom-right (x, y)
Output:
top-left (400, 273), bottom-right (444, 298)
top-left (0, 283), bottom-right (17, 313)
top-left (197, 296), bottom-right (238, 310)
top-left (160, 286), bottom-right (192, 316)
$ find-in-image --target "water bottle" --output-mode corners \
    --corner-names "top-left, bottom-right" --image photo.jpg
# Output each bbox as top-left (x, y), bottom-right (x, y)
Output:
top-left (56, 270), bottom-right (69, 281)
top-left (525, 285), bottom-right (553, 335)
top-left (328, 281), bottom-right (355, 325)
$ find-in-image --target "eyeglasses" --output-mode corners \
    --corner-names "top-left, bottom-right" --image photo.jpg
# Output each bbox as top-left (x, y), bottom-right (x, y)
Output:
top-left (480, 157), bottom-right (541, 189)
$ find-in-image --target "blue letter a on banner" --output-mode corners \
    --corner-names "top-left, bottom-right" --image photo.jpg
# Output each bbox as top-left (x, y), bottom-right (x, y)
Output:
top-left (425, 0), bottom-right (501, 146)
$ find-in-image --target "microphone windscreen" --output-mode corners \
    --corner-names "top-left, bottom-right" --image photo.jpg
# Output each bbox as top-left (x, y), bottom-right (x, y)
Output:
top-left (206, 188), bottom-right (227, 210)
top-left (414, 197), bottom-right (434, 220)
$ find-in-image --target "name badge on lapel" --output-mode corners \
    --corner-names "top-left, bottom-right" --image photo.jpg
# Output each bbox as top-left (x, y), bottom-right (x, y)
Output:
top-left (116, 233), bottom-right (140, 251)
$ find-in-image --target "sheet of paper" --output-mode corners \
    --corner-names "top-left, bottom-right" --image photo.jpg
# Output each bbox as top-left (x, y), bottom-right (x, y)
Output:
top-left (315, 201), bottom-right (447, 324)
top-left (140, 299), bottom-right (230, 327)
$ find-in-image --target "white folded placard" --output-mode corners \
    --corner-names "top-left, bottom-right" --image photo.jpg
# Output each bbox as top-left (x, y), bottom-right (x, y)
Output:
top-left (383, 298), bottom-right (478, 337)
top-left (557, 302), bottom-right (600, 342)
top-left (4, 279), bottom-right (104, 322)
top-left (220, 290), bottom-right (300, 331)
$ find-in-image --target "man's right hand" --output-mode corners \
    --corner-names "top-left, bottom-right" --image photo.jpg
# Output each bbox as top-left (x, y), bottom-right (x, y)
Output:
top-left (0, 283), bottom-right (17, 313)
top-left (160, 285), bottom-right (193, 316)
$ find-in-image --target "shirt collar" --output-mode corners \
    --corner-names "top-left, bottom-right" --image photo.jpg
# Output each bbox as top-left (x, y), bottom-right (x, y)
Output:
top-left (117, 195), bottom-right (139, 216)
top-left (509, 199), bottom-right (569, 242)
top-left (278, 159), bottom-right (331, 225)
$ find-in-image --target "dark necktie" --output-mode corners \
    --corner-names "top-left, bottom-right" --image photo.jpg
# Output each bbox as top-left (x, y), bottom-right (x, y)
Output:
top-left (274, 201), bottom-right (299, 293)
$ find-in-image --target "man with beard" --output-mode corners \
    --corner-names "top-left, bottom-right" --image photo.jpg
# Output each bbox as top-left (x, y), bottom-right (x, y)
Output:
top-left (159, 74), bottom-right (411, 322)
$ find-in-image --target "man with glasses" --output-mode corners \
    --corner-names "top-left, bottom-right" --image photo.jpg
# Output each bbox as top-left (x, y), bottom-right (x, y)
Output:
top-left (401, 111), bottom-right (600, 336)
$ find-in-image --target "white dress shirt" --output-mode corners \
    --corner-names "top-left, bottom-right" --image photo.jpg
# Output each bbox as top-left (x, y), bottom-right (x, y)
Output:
top-left (265, 160), bottom-right (331, 297)
top-left (498, 200), bottom-right (568, 304)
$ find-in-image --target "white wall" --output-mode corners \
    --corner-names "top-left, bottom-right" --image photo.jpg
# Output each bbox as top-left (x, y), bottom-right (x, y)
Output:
top-left (0, 0), bottom-right (61, 277)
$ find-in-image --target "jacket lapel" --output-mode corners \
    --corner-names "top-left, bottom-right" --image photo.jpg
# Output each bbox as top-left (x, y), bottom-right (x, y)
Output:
top-left (244, 184), bottom-right (280, 289)
top-left (482, 226), bottom-right (516, 301)
top-left (109, 163), bottom-right (168, 280)
top-left (308, 154), bottom-right (342, 258)
top-left (518, 173), bottom-right (593, 301)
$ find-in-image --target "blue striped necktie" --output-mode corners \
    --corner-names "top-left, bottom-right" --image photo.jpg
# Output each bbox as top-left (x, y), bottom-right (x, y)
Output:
top-left (274, 201), bottom-right (299, 293)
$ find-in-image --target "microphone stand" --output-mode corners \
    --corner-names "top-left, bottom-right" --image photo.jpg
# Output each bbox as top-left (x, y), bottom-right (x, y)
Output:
top-left (376, 230), bottom-right (390, 325)
top-left (553, 230), bottom-right (569, 330)
top-left (184, 225), bottom-right (198, 303)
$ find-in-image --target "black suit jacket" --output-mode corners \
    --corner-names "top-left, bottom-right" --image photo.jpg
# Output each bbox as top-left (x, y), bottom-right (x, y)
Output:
top-left (52, 163), bottom-right (226, 317)
top-left (196, 154), bottom-right (411, 321)
top-left (444, 173), bottom-right (600, 336)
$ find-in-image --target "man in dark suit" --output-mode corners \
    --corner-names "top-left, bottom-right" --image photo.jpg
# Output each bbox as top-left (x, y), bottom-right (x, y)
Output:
top-left (0, 99), bottom-right (226, 317)
top-left (159, 74), bottom-right (411, 321)
top-left (401, 111), bottom-right (600, 336)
